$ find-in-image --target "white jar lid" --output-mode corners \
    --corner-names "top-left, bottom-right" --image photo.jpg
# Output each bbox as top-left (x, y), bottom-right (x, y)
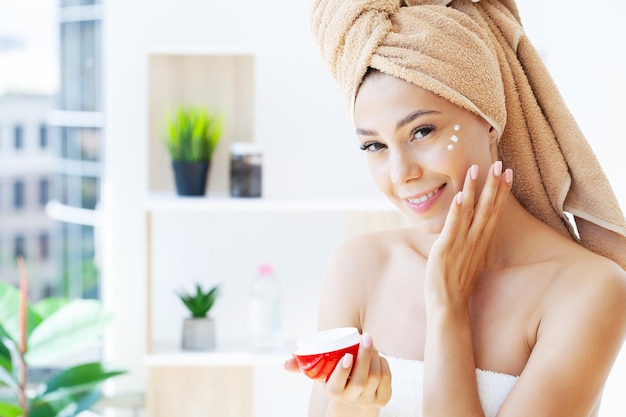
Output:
top-left (294, 327), bottom-right (360, 355)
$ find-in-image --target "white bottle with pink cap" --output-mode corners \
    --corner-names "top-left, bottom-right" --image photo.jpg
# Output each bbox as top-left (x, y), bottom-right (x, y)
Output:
top-left (248, 263), bottom-right (282, 350)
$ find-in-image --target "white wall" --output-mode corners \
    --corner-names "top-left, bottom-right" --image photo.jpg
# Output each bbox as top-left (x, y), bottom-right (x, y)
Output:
top-left (100, 0), bottom-right (379, 402)
top-left (102, 0), bottom-right (626, 415)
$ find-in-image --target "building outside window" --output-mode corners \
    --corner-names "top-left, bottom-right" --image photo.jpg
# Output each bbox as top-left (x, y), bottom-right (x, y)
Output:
top-left (13, 234), bottom-right (25, 259)
top-left (13, 124), bottom-right (23, 149)
top-left (39, 178), bottom-right (50, 207)
top-left (13, 179), bottom-right (24, 209)
top-left (1, 0), bottom-right (104, 384)
top-left (39, 232), bottom-right (50, 261)
top-left (0, 0), bottom-right (102, 301)
top-left (39, 123), bottom-right (48, 148)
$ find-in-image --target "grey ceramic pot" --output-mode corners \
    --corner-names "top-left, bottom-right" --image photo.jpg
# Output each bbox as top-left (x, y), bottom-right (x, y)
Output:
top-left (181, 317), bottom-right (216, 350)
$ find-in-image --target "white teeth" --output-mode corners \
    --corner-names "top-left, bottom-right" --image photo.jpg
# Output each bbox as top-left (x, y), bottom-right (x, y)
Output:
top-left (407, 190), bottom-right (437, 204)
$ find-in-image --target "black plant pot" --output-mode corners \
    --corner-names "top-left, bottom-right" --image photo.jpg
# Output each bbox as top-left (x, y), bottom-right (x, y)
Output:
top-left (172, 161), bottom-right (210, 196)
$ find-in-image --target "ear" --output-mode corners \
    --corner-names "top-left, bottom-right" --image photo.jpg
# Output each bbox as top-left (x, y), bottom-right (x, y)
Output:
top-left (488, 126), bottom-right (499, 159)
top-left (488, 126), bottom-right (498, 144)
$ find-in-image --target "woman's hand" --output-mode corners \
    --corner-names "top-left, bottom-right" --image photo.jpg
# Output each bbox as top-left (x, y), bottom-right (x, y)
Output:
top-left (425, 161), bottom-right (513, 310)
top-left (324, 333), bottom-right (392, 409)
top-left (284, 333), bottom-right (392, 412)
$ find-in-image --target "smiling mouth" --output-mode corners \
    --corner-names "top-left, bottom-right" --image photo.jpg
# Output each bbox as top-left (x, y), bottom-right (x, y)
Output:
top-left (405, 185), bottom-right (445, 204)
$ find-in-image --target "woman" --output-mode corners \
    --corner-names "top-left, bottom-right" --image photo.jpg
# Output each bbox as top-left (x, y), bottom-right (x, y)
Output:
top-left (286, 1), bottom-right (626, 416)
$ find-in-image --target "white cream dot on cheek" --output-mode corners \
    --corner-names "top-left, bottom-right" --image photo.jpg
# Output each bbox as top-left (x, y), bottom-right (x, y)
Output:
top-left (447, 144), bottom-right (454, 151)
top-left (453, 124), bottom-right (460, 131)
top-left (450, 135), bottom-right (459, 143)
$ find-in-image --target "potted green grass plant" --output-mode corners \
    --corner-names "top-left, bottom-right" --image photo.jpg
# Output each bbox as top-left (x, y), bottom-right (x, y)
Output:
top-left (0, 259), bottom-right (126, 417)
top-left (178, 283), bottom-right (220, 350)
top-left (163, 105), bottom-right (225, 196)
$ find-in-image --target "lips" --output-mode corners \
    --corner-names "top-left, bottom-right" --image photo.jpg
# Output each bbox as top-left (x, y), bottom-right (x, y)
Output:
top-left (403, 184), bottom-right (445, 213)
top-left (406, 188), bottom-right (439, 204)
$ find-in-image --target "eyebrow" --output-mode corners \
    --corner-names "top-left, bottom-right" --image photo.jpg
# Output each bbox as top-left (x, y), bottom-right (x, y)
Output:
top-left (355, 109), bottom-right (441, 136)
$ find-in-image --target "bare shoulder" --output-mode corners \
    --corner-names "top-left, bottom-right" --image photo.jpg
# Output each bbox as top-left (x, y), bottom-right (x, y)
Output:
top-left (546, 245), bottom-right (626, 314)
top-left (498, 241), bottom-right (626, 416)
top-left (317, 228), bottom-right (410, 330)
top-left (326, 229), bottom-right (400, 272)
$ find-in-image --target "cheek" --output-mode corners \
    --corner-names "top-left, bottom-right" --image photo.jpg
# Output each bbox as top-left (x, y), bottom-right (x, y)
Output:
top-left (368, 159), bottom-right (390, 190)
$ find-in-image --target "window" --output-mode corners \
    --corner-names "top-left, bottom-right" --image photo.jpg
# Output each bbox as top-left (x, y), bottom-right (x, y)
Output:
top-left (39, 124), bottom-right (48, 148)
top-left (60, 127), bottom-right (101, 161)
top-left (39, 233), bottom-right (49, 261)
top-left (13, 180), bottom-right (25, 209)
top-left (39, 178), bottom-right (49, 207)
top-left (14, 125), bottom-right (24, 149)
top-left (14, 235), bottom-right (25, 260)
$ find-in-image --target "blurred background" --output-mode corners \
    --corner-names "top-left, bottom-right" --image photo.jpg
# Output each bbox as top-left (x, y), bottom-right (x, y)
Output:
top-left (0, 0), bottom-right (624, 416)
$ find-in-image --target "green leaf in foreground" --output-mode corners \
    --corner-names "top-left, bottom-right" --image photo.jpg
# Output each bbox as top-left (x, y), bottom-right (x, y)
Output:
top-left (0, 338), bottom-right (12, 373)
top-left (0, 401), bottom-right (23, 417)
top-left (37, 362), bottom-right (126, 401)
top-left (31, 298), bottom-right (70, 321)
top-left (29, 389), bottom-right (102, 417)
top-left (0, 364), bottom-right (18, 389)
top-left (0, 282), bottom-right (42, 344)
top-left (25, 300), bottom-right (112, 366)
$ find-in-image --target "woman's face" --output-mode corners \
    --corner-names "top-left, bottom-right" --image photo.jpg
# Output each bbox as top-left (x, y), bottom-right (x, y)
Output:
top-left (353, 72), bottom-right (498, 234)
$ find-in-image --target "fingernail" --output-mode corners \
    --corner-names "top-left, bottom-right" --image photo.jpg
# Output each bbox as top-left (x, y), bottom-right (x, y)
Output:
top-left (470, 165), bottom-right (478, 180)
top-left (494, 161), bottom-right (503, 176)
top-left (456, 191), bottom-right (463, 205)
top-left (505, 168), bottom-right (513, 184)
top-left (362, 332), bottom-right (373, 348)
top-left (342, 353), bottom-right (353, 368)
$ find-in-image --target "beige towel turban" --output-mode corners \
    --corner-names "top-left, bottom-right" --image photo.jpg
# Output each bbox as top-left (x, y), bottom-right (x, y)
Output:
top-left (310, 0), bottom-right (626, 270)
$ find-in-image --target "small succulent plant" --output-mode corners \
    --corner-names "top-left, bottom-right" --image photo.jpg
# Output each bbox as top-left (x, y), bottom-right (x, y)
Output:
top-left (178, 283), bottom-right (220, 318)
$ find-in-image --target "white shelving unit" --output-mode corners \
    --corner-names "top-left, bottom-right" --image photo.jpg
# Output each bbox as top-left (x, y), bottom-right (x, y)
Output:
top-left (145, 193), bottom-right (398, 213)
top-left (143, 193), bottom-right (407, 417)
top-left (141, 41), bottom-right (407, 417)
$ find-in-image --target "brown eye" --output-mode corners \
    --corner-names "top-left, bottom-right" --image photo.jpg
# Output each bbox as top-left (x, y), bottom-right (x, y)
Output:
top-left (359, 142), bottom-right (387, 152)
top-left (411, 125), bottom-right (435, 141)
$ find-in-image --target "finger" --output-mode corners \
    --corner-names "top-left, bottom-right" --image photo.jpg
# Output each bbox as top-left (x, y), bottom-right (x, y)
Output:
top-left (469, 161), bottom-right (501, 229)
top-left (284, 356), bottom-right (301, 373)
top-left (325, 353), bottom-right (354, 398)
top-left (374, 356), bottom-right (393, 407)
top-left (456, 164), bottom-right (479, 232)
top-left (471, 162), bottom-right (512, 239)
top-left (438, 165), bottom-right (477, 246)
top-left (343, 332), bottom-right (375, 400)
top-left (492, 168), bottom-right (513, 209)
top-left (361, 346), bottom-right (383, 397)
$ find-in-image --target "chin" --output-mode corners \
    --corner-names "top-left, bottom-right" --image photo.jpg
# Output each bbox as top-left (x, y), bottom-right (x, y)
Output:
top-left (399, 208), bottom-right (445, 235)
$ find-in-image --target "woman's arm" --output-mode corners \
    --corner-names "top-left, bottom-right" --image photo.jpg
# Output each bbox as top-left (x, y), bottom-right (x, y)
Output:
top-left (307, 235), bottom-right (392, 417)
top-left (423, 162), bottom-right (513, 417)
top-left (422, 162), bottom-right (626, 417)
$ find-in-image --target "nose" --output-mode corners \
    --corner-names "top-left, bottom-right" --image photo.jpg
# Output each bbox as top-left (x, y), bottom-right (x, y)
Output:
top-left (389, 147), bottom-right (422, 184)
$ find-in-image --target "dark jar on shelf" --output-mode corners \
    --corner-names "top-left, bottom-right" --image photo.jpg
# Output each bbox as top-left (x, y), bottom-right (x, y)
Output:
top-left (230, 141), bottom-right (262, 198)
